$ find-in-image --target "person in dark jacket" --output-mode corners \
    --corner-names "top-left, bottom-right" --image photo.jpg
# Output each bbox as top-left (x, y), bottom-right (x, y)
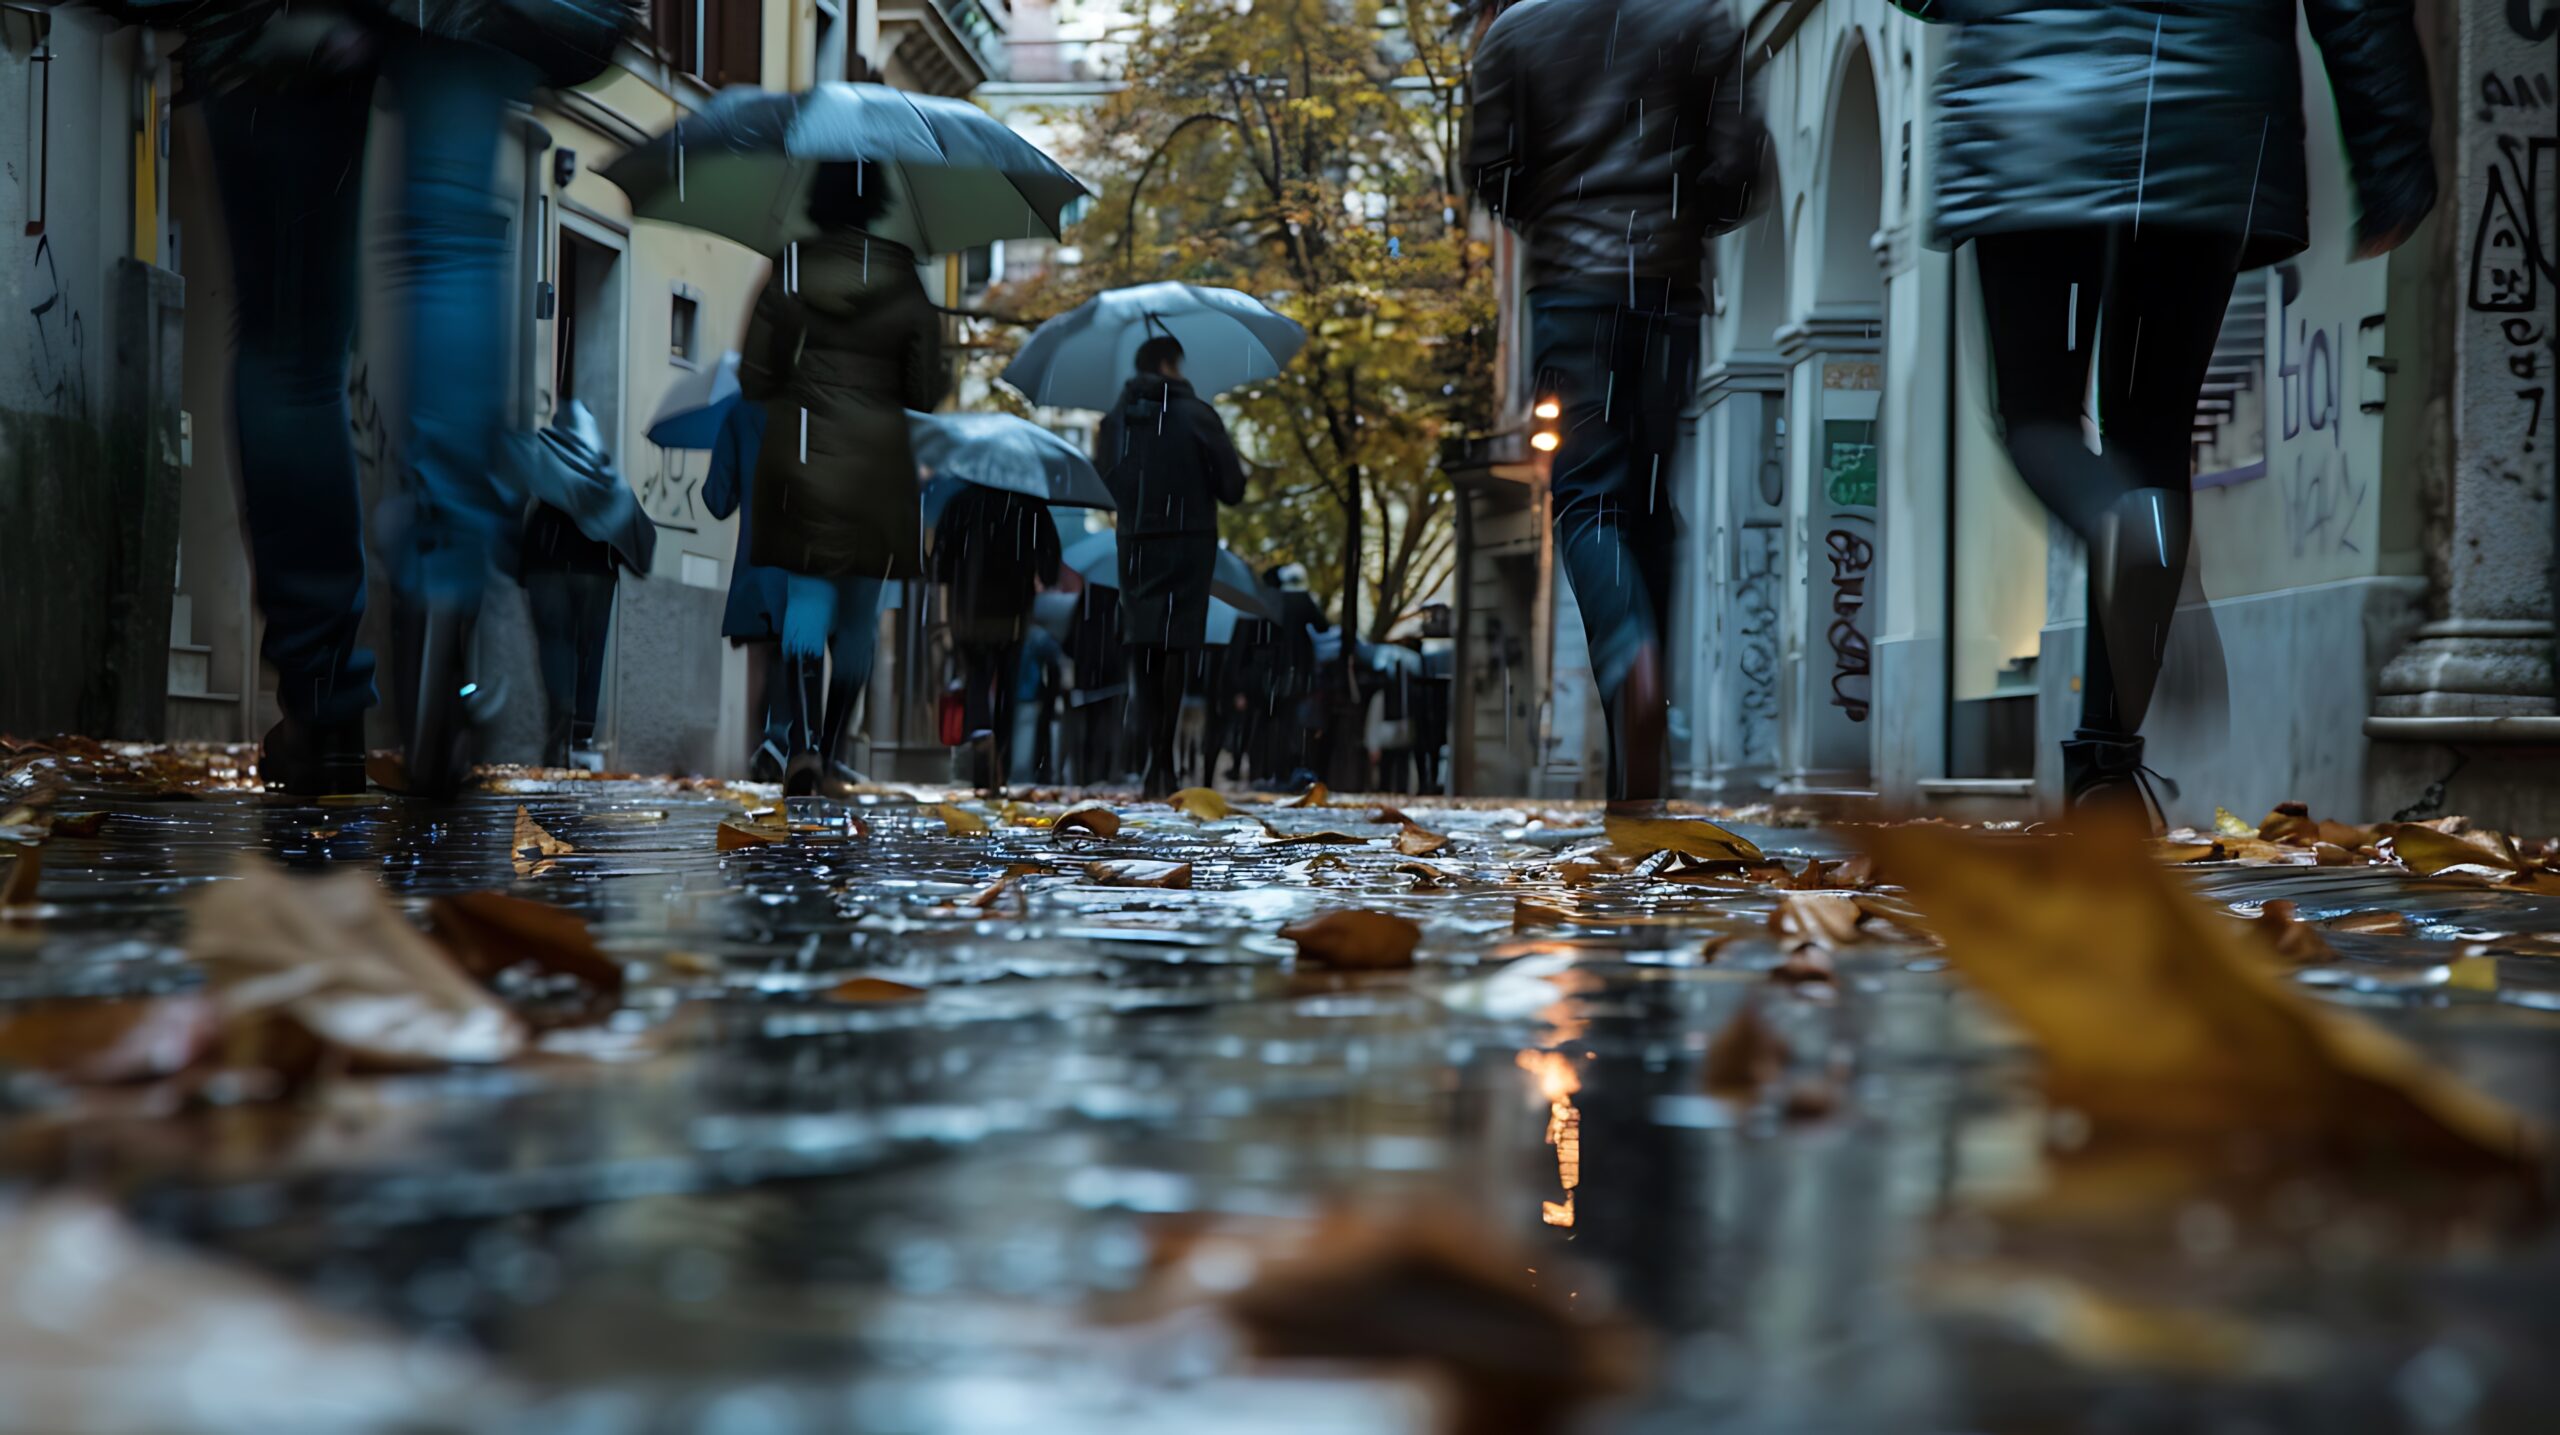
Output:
top-left (1261, 565), bottom-right (1327, 786)
top-left (931, 484), bottom-right (1062, 793)
top-left (1067, 582), bottom-right (1130, 786)
top-left (518, 501), bottom-right (620, 770)
top-left (1468, 0), bottom-right (1760, 807)
top-left (740, 161), bottom-right (947, 795)
top-left (700, 400), bottom-right (794, 779)
top-left (1901, 0), bottom-right (2435, 819)
top-left (1095, 336), bottom-right (1250, 796)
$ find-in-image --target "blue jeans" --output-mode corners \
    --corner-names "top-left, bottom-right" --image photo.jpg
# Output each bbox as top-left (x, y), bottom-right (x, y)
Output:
top-left (1529, 291), bottom-right (1699, 701)
top-left (777, 574), bottom-right (886, 748)
top-left (204, 37), bottom-right (536, 723)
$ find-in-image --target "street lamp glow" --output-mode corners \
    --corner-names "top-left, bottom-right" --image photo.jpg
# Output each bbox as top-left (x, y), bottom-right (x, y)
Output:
top-left (1533, 397), bottom-right (1560, 420)
top-left (1530, 430), bottom-right (1560, 452)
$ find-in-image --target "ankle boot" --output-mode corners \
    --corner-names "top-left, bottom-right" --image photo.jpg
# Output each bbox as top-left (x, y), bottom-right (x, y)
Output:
top-left (405, 609), bottom-right (488, 800)
top-left (260, 714), bottom-right (367, 797)
top-left (2061, 729), bottom-right (2175, 831)
top-left (781, 656), bottom-right (828, 797)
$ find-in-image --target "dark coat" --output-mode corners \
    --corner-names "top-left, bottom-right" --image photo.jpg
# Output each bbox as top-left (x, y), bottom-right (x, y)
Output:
top-left (1907, 0), bottom-right (2435, 268)
top-left (930, 484), bottom-right (1061, 647)
top-left (1095, 373), bottom-right (1247, 538)
top-left (89, 0), bottom-right (625, 98)
top-left (1068, 584), bottom-right (1127, 704)
top-left (701, 401), bottom-right (789, 642)
top-left (739, 230), bottom-right (945, 581)
top-left (1465, 0), bottom-right (1760, 306)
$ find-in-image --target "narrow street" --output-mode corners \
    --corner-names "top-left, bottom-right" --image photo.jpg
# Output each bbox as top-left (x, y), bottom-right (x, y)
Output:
top-left (5, 750), bottom-right (2556, 1431)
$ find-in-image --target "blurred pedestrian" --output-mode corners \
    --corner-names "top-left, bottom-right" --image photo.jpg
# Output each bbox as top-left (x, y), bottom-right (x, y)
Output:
top-left (104, 0), bottom-right (626, 794)
top-left (1468, 0), bottom-right (1760, 809)
top-left (1901, 0), bottom-right (2434, 820)
top-left (1067, 582), bottom-right (1129, 786)
top-left (739, 160), bottom-right (945, 796)
top-left (1096, 336), bottom-right (1249, 796)
top-left (931, 483), bottom-right (1061, 793)
top-left (699, 399), bottom-right (794, 780)
top-left (1261, 564), bottom-right (1326, 786)
top-left (1014, 621), bottom-right (1066, 786)
top-left (517, 401), bottom-right (646, 771)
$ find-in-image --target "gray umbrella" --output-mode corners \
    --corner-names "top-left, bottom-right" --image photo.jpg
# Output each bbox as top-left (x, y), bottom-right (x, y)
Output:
top-left (1003, 282), bottom-right (1307, 411)
top-left (600, 83), bottom-right (1090, 258)
top-left (1059, 530), bottom-right (1272, 620)
top-left (908, 411), bottom-right (1114, 509)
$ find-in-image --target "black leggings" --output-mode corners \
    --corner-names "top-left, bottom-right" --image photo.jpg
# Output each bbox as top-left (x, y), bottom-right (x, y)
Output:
top-left (1973, 228), bottom-right (2238, 736)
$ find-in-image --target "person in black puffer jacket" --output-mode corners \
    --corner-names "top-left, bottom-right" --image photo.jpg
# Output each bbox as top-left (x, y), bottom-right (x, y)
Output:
top-left (1899, 0), bottom-right (2435, 824)
top-left (1095, 335), bottom-right (1249, 796)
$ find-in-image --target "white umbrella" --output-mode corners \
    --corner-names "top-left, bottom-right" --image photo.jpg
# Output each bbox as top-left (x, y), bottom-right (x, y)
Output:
top-left (645, 351), bottom-right (743, 451)
top-left (1002, 282), bottom-right (1307, 411)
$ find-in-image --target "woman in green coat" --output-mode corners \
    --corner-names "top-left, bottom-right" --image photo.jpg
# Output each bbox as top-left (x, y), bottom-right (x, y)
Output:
top-left (1906, 0), bottom-right (2434, 819)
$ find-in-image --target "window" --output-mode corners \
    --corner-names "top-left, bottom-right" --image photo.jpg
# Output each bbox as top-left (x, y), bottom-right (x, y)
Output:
top-left (652, 0), bottom-right (764, 89)
top-left (670, 292), bottom-right (699, 363)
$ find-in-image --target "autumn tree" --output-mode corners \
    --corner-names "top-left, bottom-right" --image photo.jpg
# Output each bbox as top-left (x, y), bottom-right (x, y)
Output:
top-left (985, 0), bottom-right (1492, 647)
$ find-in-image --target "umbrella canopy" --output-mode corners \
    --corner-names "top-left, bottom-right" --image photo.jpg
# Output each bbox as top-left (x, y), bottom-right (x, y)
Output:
top-left (519, 401), bottom-right (655, 574)
top-left (1205, 598), bottom-right (1243, 646)
top-left (1059, 530), bottom-right (1271, 620)
top-left (646, 351), bottom-right (743, 451)
top-left (601, 83), bottom-right (1090, 258)
top-left (1002, 283), bottom-right (1307, 411)
top-left (908, 411), bottom-right (1113, 509)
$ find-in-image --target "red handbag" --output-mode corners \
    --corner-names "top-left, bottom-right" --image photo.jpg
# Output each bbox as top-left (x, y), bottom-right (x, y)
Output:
top-left (938, 684), bottom-right (968, 747)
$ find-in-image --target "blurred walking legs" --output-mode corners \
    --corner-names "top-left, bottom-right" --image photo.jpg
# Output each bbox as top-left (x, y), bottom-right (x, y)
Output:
top-left (524, 570), bottom-right (615, 767)
top-left (1131, 648), bottom-right (1184, 798)
top-left (955, 643), bottom-right (1022, 793)
top-left (779, 573), bottom-right (883, 794)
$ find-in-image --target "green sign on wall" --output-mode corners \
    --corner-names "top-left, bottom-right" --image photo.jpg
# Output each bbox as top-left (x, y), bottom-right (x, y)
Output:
top-left (1824, 419), bottom-right (1877, 508)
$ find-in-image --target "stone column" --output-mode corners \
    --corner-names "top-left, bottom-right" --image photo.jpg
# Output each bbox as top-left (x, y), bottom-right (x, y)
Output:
top-left (1686, 355), bottom-right (1789, 798)
top-left (2367, 3), bottom-right (2560, 823)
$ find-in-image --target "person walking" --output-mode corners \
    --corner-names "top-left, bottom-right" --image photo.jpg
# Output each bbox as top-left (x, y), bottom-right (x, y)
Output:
top-left (738, 161), bottom-right (945, 797)
top-left (1900, 0), bottom-right (2434, 820)
top-left (1095, 336), bottom-right (1249, 797)
top-left (516, 400), bottom-right (643, 771)
top-left (1467, 0), bottom-right (1761, 809)
top-left (1014, 621), bottom-right (1067, 786)
top-left (1066, 581), bottom-right (1130, 786)
top-left (930, 483), bottom-right (1061, 793)
top-left (699, 399), bottom-right (796, 780)
top-left (1262, 564), bottom-right (1326, 786)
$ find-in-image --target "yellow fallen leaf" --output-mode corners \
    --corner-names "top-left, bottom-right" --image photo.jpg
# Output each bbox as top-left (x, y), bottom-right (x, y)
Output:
top-left (1053, 804), bottom-right (1122, 839)
top-left (2380, 822), bottom-right (2522, 875)
top-left (1603, 813), bottom-right (1763, 862)
top-left (1367, 805), bottom-right (1415, 827)
top-left (999, 801), bottom-right (1053, 829)
top-left (1088, 859), bottom-right (1192, 889)
top-left (2257, 803), bottom-right (2320, 845)
top-left (2448, 953), bottom-right (2500, 992)
top-left (715, 818), bottom-right (787, 850)
top-left (827, 976), bottom-right (927, 1003)
top-left (1169, 787), bottom-right (1234, 819)
top-left (1394, 824), bottom-right (1451, 857)
top-left (1282, 782), bottom-right (1331, 808)
top-left (1281, 909), bottom-right (1422, 970)
top-left (937, 803), bottom-right (991, 836)
top-left (512, 806), bottom-right (574, 877)
top-left (1863, 825), bottom-right (2541, 1167)
top-left (2212, 806), bottom-right (2255, 839)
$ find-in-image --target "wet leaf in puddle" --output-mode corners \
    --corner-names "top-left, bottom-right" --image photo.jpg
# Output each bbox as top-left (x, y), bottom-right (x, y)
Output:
top-left (1368, 804), bottom-right (1415, 826)
top-left (425, 890), bottom-right (624, 1026)
top-left (1604, 813), bottom-right (1763, 862)
top-left (1, 844), bottom-right (38, 909)
top-left (2380, 822), bottom-right (2524, 875)
top-left (1281, 781), bottom-right (1331, 808)
top-left (716, 818), bottom-right (787, 850)
top-left (47, 811), bottom-right (107, 839)
top-left (2242, 900), bottom-right (2335, 966)
top-left (2257, 802), bottom-right (2320, 845)
top-left (362, 751), bottom-right (409, 793)
top-left (1396, 860), bottom-right (1460, 890)
top-left (1089, 859), bottom-right (1192, 889)
top-left (0, 994), bottom-right (221, 1082)
top-left (1513, 898), bottom-right (1575, 930)
top-left (512, 805), bottom-right (574, 877)
top-left (1771, 948), bottom-right (1836, 986)
top-left (1265, 828), bottom-right (1370, 847)
top-left (936, 802), bottom-right (991, 836)
top-left (1168, 786), bottom-right (1235, 819)
top-left (1863, 825), bottom-right (2543, 1166)
top-left (1769, 892), bottom-right (1867, 953)
top-left (1393, 823), bottom-right (1450, 857)
top-left (1282, 909), bottom-right (1421, 970)
top-left (2153, 835), bottom-right (2223, 864)
top-left (1702, 1002), bottom-right (1788, 1099)
top-left (1053, 803), bottom-right (1122, 839)
top-left (2329, 909), bottom-right (2411, 935)
top-left (826, 976), bottom-right (927, 1003)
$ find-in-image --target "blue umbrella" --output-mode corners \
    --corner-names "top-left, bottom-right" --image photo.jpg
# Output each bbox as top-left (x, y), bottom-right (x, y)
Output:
top-left (1002, 283), bottom-right (1307, 411)
top-left (1059, 530), bottom-right (1272, 620)
top-left (646, 351), bottom-right (742, 451)
top-left (908, 411), bottom-right (1114, 509)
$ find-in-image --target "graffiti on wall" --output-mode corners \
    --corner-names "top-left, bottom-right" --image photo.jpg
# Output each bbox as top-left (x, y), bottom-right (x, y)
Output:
top-left (2468, 127), bottom-right (2556, 470)
top-left (1824, 521), bottom-right (1874, 724)
top-left (23, 233), bottom-right (88, 416)
top-left (640, 449), bottom-right (700, 531)
top-left (1734, 523), bottom-right (1782, 762)
top-left (2281, 448), bottom-right (2367, 558)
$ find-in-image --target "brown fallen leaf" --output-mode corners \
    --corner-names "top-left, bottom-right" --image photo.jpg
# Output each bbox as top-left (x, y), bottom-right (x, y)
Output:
top-left (1281, 909), bottom-right (1422, 970)
top-left (1, 844), bottom-right (38, 908)
top-left (1513, 897), bottom-right (1576, 930)
top-left (715, 817), bottom-right (788, 850)
top-left (1368, 805), bottom-right (1415, 827)
top-left (826, 976), bottom-right (927, 1003)
top-left (1395, 860), bottom-right (1460, 890)
top-left (2311, 842), bottom-right (2362, 866)
top-left (1168, 786), bottom-right (1236, 819)
top-left (47, 811), bottom-right (107, 839)
top-left (2329, 909), bottom-right (2412, 936)
top-left (1394, 823), bottom-right (1451, 857)
top-left (1702, 1002), bottom-right (1789, 1099)
top-left (0, 995), bottom-right (222, 1083)
top-left (1088, 859), bottom-right (1192, 889)
top-left (2379, 822), bottom-right (2523, 875)
top-left (512, 805), bottom-right (574, 877)
top-left (2153, 836), bottom-right (2223, 864)
top-left (1769, 891), bottom-right (1868, 953)
top-left (1862, 825), bottom-right (2542, 1167)
top-left (1281, 781), bottom-right (1331, 808)
top-left (1052, 803), bottom-right (1122, 839)
top-left (2257, 802), bottom-right (2319, 845)
top-left (1265, 828), bottom-right (1370, 847)
top-left (965, 873), bottom-right (1023, 910)
top-left (424, 889), bottom-right (623, 1028)
top-left (936, 802), bottom-right (992, 836)
top-left (362, 751), bottom-right (408, 793)
top-left (1604, 813), bottom-right (1764, 862)
top-left (2244, 900), bottom-right (2335, 966)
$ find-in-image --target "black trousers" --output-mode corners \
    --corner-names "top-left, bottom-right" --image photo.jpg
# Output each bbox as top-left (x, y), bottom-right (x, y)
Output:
top-left (955, 641), bottom-right (1021, 788)
top-left (1131, 647), bottom-right (1187, 794)
top-left (524, 569), bottom-right (614, 763)
top-left (1973, 228), bottom-right (2238, 737)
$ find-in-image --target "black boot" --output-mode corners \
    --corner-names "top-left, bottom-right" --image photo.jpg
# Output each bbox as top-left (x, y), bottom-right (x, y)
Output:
top-left (2061, 730), bottom-right (2175, 831)
top-left (819, 682), bottom-right (862, 792)
top-left (405, 608), bottom-right (484, 800)
top-left (259, 714), bottom-right (367, 797)
top-left (781, 656), bottom-right (828, 797)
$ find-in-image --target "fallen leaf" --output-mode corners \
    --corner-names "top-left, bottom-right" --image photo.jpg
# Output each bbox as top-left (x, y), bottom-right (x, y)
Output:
top-left (999, 800), bottom-right (1052, 828)
top-left (424, 890), bottom-right (623, 1028)
top-left (1394, 823), bottom-right (1451, 857)
top-left (2380, 822), bottom-right (2523, 875)
top-left (715, 818), bottom-right (787, 850)
top-left (2244, 901), bottom-right (2335, 966)
top-left (0, 995), bottom-right (221, 1082)
top-left (1168, 787), bottom-right (1235, 819)
top-left (1603, 814), bottom-right (1764, 862)
top-left (1265, 828), bottom-right (1369, 846)
top-left (1395, 860), bottom-right (1460, 890)
top-left (1771, 949), bottom-right (1836, 985)
top-left (826, 976), bottom-right (927, 1003)
top-left (1553, 858), bottom-right (1608, 886)
top-left (965, 874), bottom-right (1023, 910)
top-left (1281, 909), bottom-right (1422, 970)
top-left (1282, 782), bottom-right (1331, 808)
top-left (2315, 819), bottom-right (2377, 850)
top-left (1053, 803), bottom-right (1122, 839)
top-left (2257, 802), bottom-right (2319, 845)
top-left (1769, 892), bottom-right (1868, 952)
top-left (2213, 806), bottom-right (2256, 839)
top-left (1702, 1002), bottom-right (1789, 1098)
top-left (2153, 836), bottom-right (2223, 864)
top-left (47, 811), bottom-right (107, 839)
top-left (2329, 910), bottom-right (2411, 936)
top-left (936, 802), bottom-right (991, 836)
top-left (1088, 859), bottom-right (1192, 889)
top-left (1, 844), bottom-right (38, 908)
top-left (1862, 825), bottom-right (2542, 1167)
top-left (362, 751), bottom-right (407, 792)
top-left (1367, 805), bottom-right (1415, 826)
top-left (1514, 898), bottom-right (1575, 930)
top-left (2447, 954), bottom-right (2499, 992)
top-left (511, 806), bottom-right (574, 877)
top-left (2311, 842), bottom-right (2362, 866)
top-left (188, 863), bottom-right (525, 1067)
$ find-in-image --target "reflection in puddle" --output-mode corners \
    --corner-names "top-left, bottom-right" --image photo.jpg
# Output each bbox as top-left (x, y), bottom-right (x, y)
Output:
top-left (1516, 1048), bottom-right (1582, 1228)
